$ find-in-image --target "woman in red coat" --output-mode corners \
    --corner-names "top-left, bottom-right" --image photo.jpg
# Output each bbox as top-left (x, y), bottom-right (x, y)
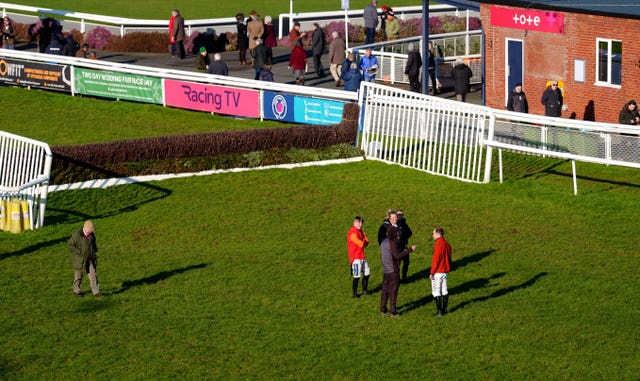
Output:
top-left (288, 40), bottom-right (307, 85)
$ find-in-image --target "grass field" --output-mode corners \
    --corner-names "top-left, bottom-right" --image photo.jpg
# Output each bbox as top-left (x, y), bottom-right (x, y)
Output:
top-left (0, 87), bottom-right (285, 146)
top-left (11, 0), bottom-right (424, 20)
top-left (1, 154), bottom-right (640, 379)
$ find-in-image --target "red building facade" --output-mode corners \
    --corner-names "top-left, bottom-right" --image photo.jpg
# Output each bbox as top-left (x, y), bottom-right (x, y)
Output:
top-left (479, 3), bottom-right (640, 124)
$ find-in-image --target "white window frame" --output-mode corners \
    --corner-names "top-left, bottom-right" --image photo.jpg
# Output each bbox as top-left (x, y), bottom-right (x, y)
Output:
top-left (595, 38), bottom-right (622, 88)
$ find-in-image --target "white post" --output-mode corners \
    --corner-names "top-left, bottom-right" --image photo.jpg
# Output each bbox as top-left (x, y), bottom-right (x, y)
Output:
top-left (572, 160), bottom-right (578, 195)
top-left (344, 8), bottom-right (349, 49)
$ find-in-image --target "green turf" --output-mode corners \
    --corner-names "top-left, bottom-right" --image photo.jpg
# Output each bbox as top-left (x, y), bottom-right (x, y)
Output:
top-left (10, 1), bottom-right (425, 20)
top-left (0, 86), bottom-right (285, 146)
top-left (1, 155), bottom-right (639, 379)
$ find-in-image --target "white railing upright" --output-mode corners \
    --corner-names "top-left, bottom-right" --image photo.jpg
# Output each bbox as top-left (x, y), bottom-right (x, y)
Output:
top-left (0, 131), bottom-right (52, 230)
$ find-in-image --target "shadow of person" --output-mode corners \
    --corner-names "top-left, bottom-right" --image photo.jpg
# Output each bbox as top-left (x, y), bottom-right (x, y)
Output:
top-left (449, 272), bottom-right (548, 313)
top-left (110, 263), bottom-right (208, 295)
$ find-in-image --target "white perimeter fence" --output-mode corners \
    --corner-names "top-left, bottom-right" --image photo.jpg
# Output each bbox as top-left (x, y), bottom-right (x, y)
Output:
top-left (0, 130), bottom-right (52, 231)
top-left (358, 82), bottom-right (640, 194)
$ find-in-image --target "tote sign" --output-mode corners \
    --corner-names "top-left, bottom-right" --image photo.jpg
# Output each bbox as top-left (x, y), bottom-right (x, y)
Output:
top-left (490, 5), bottom-right (564, 34)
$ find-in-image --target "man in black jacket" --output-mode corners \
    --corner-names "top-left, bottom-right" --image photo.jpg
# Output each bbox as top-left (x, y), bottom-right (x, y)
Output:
top-left (396, 210), bottom-right (413, 283)
top-left (311, 23), bottom-right (326, 78)
top-left (404, 43), bottom-right (422, 93)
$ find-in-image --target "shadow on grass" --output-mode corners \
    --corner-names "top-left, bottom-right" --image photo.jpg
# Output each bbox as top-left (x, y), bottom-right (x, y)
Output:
top-left (110, 263), bottom-right (208, 295)
top-left (401, 248), bottom-right (497, 286)
top-left (546, 170), bottom-right (640, 189)
top-left (0, 236), bottom-right (68, 261)
top-left (449, 271), bottom-right (548, 313)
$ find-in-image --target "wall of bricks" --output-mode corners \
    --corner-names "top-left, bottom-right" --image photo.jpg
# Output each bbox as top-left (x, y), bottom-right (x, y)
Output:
top-left (480, 5), bottom-right (640, 124)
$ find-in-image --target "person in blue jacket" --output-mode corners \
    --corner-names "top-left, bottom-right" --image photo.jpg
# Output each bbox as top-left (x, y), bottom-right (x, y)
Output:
top-left (359, 48), bottom-right (379, 82)
top-left (343, 62), bottom-right (363, 92)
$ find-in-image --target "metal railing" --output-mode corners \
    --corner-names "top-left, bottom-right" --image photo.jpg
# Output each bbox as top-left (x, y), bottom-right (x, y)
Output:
top-left (0, 130), bottom-right (52, 230)
top-left (350, 30), bottom-right (483, 87)
top-left (358, 82), bottom-right (640, 194)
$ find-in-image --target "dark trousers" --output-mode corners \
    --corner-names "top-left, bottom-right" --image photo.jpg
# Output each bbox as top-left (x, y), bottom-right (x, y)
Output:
top-left (400, 253), bottom-right (410, 281)
top-left (238, 48), bottom-right (247, 63)
top-left (177, 40), bottom-right (185, 59)
top-left (408, 74), bottom-right (420, 93)
top-left (365, 28), bottom-right (375, 45)
top-left (428, 67), bottom-right (437, 93)
top-left (313, 54), bottom-right (324, 76)
top-left (380, 272), bottom-right (400, 314)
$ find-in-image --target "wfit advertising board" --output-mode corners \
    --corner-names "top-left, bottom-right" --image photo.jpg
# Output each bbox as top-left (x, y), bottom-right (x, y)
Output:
top-left (263, 91), bottom-right (344, 125)
top-left (0, 58), bottom-right (71, 92)
top-left (74, 68), bottom-right (163, 104)
top-left (164, 79), bottom-right (259, 118)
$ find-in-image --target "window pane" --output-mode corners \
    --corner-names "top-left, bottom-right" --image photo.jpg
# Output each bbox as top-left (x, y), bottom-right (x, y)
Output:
top-left (598, 41), bottom-right (609, 82)
top-left (611, 41), bottom-right (622, 85)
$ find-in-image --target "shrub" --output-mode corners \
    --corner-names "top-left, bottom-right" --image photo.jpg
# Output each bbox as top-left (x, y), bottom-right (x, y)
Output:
top-left (106, 31), bottom-right (167, 53)
top-left (85, 26), bottom-right (112, 50)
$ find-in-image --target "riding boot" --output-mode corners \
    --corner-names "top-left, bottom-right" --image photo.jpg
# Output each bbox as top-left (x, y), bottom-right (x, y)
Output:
top-left (442, 294), bottom-right (449, 315)
top-left (362, 275), bottom-right (369, 295)
top-left (434, 296), bottom-right (442, 316)
top-left (352, 278), bottom-right (360, 298)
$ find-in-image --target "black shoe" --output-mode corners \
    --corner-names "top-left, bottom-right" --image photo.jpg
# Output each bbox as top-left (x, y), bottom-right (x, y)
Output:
top-left (362, 291), bottom-right (370, 296)
top-left (390, 313), bottom-right (400, 318)
top-left (352, 293), bottom-right (360, 298)
top-left (94, 292), bottom-right (103, 297)
top-left (74, 292), bottom-right (84, 298)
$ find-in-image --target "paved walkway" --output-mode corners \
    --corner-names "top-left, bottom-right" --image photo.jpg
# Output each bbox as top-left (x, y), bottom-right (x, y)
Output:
top-left (17, 41), bottom-right (482, 104)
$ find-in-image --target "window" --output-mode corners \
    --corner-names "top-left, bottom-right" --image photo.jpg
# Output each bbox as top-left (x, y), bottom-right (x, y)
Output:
top-left (596, 39), bottom-right (622, 86)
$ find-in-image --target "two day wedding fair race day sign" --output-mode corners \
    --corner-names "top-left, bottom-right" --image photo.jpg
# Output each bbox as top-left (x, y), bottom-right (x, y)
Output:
top-left (73, 68), bottom-right (163, 104)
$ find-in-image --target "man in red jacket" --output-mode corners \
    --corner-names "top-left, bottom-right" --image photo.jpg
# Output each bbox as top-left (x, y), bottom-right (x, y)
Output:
top-left (347, 216), bottom-right (370, 298)
top-left (430, 227), bottom-right (452, 316)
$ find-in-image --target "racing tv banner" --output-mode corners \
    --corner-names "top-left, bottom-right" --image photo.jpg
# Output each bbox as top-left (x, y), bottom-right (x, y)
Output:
top-left (74, 68), bottom-right (163, 104)
top-left (263, 91), bottom-right (344, 125)
top-left (0, 58), bottom-right (71, 92)
top-left (164, 79), bottom-right (259, 118)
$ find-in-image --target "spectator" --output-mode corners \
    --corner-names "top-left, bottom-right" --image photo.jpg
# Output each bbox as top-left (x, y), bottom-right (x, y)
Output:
top-left (262, 16), bottom-right (277, 49)
top-left (168, 10), bottom-right (176, 58)
top-left (343, 62), bottom-right (363, 92)
top-left (171, 9), bottom-right (186, 59)
top-left (289, 21), bottom-right (305, 48)
top-left (88, 50), bottom-right (98, 60)
top-left (450, 58), bottom-right (473, 102)
top-left (347, 216), bottom-right (371, 298)
top-left (208, 53), bottom-right (229, 76)
top-left (427, 42), bottom-right (439, 94)
top-left (363, 0), bottom-right (379, 45)
top-left (61, 34), bottom-right (80, 56)
top-left (2, 16), bottom-right (16, 49)
top-left (379, 211), bottom-right (416, 317)
top-left (329, 31), bottom-right (346, 87)
top-left (76, 43), bottom-right (89, 58)
top-left (430, 227), bottom-right (452, 316)
top-left (377, 209), bottom-right (394, 245)
top-left (618, 100), bottom-right (638, 125)
top-left (507, 83), bottom-right (529, 113)
top-left (404, 43), bottom-right (422, 93)
top-left (252, 38), bottom-right (271, 80)
top-left (385, 10), bottom-right (399, 40)
top-left (380, 5), bottom-right (391, 40)
top-left (396, 210), bottom-right (413, 283)
top-left (359, 48), bottom-right (379, 82)
top-left (289, 40), bottom-right (307, 85)
top-left (45, 25), bottom-right (65, 55)
top-left (541, 80), bottom-right (563, 117)
top-left (260, 64), bottom-right (274, 82)
top-left (195, 46), bottom-right (210, 72)
top-left (236, 13), bottom-right (249, 65)
top-left (68, 220), bottom-right (102, 297)
top-left (341, 53), bottom-right (356, 82)
top-left (311, 23), bottom-right (326, 78)
top-left (247, 10), bottom-right (264, 55)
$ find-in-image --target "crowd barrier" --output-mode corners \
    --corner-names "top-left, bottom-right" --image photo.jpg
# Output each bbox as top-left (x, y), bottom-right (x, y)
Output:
top-left (0, 49), bottom-right (357, 126)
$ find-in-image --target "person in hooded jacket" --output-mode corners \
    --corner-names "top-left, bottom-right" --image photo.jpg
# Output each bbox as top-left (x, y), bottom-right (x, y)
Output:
top-left (236, 13), bottom-right (249, 65)
top-left (342, 62), bottom-right (363, 92)
top-left (541, 80), bottom-right (563, 117)
top-left (506, 83), bottom-right (529, 113)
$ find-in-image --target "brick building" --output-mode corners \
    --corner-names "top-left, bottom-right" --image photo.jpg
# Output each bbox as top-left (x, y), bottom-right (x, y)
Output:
top-left (470, 0), bottom-right (640, 124)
